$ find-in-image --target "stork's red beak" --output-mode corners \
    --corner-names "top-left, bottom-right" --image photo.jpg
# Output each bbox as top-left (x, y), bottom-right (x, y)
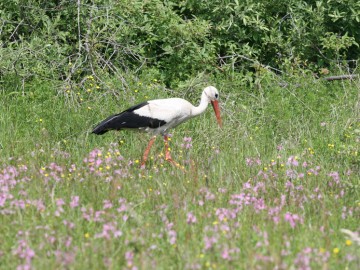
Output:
top-left (211, 100), bottom-right (222, 128)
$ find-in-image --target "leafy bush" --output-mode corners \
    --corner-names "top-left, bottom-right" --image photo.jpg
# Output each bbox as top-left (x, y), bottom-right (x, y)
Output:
top-left (0, 0), bottom-right (359, 89)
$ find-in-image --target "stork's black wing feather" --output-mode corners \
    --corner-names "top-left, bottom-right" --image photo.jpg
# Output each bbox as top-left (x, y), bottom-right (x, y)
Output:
top-left (92, 101), bottom-right (166, 135)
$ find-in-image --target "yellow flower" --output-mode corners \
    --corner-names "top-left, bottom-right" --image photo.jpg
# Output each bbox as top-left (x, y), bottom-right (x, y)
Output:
top-left (84, 233), bottom-right (90, 238)
top-left (135, 159), bottom-right (139, 164)
top-left (308, 148), bottom-right (315, 154)
top-left (345, 240), bottom-right (352, 246)
top-left (333, 247), bottom-right (340, 254)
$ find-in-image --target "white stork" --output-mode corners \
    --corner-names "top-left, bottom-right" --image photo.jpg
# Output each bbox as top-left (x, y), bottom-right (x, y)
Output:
top-left (92, 86), bottom-right (222, 166)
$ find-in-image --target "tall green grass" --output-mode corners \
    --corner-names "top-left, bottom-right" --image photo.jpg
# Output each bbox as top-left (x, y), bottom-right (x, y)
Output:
top-left (0, 75), bottom-right (359, 269)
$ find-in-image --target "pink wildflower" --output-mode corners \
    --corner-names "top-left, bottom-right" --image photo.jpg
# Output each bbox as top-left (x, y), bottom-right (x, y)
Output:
top-left (186, 212), bottom-right (197, 224)
top-left (222, 248), bottom-right (231, 260)
top-left (103, 200), bottom-right (113, 209)
top-left (168, 230), bottom-right (177, 245)
top-left (56, 198), bottom-right (65, 207)
top-left (286, 156), bottom-right (299, 166)
top-left (284, 212), bottom-right (303, 228)
top-left (204, 236), bottom-right (218, 250)
top-left (70, 196), bottom-right (79, 208)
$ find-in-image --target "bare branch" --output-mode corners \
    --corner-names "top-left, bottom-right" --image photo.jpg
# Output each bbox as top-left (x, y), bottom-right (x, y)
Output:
top-left (323, 75), bottom-right (358, 81)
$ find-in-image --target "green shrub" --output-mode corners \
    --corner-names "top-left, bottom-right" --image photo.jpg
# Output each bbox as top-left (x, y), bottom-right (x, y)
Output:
top-left (0, 0), bottom-right (359, 88)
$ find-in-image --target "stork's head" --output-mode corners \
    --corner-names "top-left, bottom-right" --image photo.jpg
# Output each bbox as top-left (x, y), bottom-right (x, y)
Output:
top-left (204, 86), bottom-right (222, 128)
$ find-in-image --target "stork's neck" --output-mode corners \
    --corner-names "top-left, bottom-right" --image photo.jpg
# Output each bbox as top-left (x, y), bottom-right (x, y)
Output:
top-left (191, 91), bottom-right (210, 117)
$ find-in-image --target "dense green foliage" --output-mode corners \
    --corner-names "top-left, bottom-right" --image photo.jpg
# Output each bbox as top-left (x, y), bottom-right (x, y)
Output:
top-left (1, 0), bottom-right (359, 87)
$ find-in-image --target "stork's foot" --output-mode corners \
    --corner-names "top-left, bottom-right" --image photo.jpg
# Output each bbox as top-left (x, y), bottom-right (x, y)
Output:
top-left (165, 157), bottom-right (179, 166)
top-left (165, 154), bottom-right (185, 171)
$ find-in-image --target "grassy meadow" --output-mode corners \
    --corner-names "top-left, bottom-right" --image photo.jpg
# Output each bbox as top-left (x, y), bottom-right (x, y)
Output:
top-left (0, 74), bottom-right (359, 269)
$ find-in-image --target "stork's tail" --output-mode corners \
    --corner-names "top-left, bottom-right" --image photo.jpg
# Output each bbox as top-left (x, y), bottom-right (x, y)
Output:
top-left (92, 114), bottom-right (121, 135)
top-left (91, 124), bottom-right (109, 135)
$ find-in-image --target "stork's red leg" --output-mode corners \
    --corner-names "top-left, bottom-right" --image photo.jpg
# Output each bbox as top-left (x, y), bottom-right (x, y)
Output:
top-left (163, 135), bottom-right (180, 166)
top-left (141, 136), bottom-right (156, 166)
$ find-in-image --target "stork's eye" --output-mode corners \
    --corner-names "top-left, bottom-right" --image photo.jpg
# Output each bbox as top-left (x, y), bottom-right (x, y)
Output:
top-left (215, 93), bottom-right (219, 99)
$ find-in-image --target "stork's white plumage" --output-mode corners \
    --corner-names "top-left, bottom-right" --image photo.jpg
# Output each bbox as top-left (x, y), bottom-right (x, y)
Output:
top-left (92, 86), bottom-right (222, 166)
